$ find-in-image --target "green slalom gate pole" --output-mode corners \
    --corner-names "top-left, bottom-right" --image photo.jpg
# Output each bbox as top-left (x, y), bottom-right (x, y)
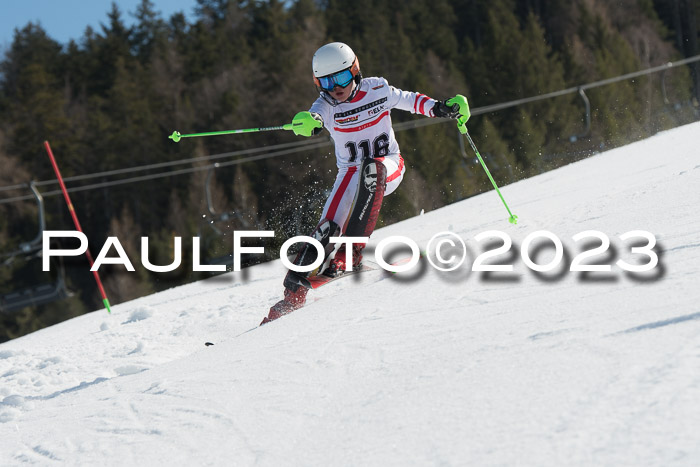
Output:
top-left (169, 124), bottom-right (293, 142)
top-left (446, 95), bottom-right (519, 225)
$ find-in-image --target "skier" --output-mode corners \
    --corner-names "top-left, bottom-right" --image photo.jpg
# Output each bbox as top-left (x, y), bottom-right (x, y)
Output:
top-left (262, 42), bottom-right (465, 325)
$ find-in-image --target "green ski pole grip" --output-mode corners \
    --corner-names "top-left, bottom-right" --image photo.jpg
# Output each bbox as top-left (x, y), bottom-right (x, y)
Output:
top-left (446, 94), bottom-right (471, 134)
top-left (291, 111), bottom-right (322, 137)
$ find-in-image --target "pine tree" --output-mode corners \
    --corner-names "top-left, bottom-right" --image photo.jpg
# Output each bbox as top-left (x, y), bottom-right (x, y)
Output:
top-left (0, 24), bottom-right (70, 177)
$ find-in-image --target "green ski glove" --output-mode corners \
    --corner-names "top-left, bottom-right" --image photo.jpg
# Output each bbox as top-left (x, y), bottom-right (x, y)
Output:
top-left (446, 94), bottom-right (471, 134)
top-left (291, 111), bottom-right (323, 137)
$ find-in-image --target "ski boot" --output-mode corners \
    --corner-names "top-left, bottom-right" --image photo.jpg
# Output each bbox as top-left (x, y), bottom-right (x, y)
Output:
top-left (323, 243), bottom-right (364, 278)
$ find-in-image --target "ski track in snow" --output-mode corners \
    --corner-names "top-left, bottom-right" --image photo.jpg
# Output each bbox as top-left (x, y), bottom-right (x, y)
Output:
top-left (1, 123), bottom-right (700, 465)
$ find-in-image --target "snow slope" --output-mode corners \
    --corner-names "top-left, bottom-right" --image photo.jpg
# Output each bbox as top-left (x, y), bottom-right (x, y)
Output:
top-left (1, 123), bottom-right (699, 466)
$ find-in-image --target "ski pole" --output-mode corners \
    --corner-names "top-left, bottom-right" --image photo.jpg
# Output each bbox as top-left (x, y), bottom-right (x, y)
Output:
top-left (446, 95), bottom-right (519, 225)
top-left (169, 111), bottom-right (322, 142)
top-left (169, 124), bottom-right (293, 142)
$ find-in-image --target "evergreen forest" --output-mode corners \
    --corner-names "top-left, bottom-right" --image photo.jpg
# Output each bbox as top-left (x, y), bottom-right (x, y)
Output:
top-left (1, 0), bottom-right (699, 341)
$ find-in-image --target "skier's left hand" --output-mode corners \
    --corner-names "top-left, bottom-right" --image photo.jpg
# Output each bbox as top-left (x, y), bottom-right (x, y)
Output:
top-left (432, 99), bottom-right (461, 119)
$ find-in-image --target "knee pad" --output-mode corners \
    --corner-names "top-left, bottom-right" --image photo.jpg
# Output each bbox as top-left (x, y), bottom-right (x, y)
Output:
top-left (345, 158), bottom-right (387, 238)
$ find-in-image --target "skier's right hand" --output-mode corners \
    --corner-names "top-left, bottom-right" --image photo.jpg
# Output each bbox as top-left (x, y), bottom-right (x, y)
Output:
top-left (292, 111), bottom-right (323, 137)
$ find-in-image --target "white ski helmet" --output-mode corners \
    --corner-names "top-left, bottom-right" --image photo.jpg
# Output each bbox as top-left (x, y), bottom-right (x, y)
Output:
top-left (312, 42), bottom-right (361, 92)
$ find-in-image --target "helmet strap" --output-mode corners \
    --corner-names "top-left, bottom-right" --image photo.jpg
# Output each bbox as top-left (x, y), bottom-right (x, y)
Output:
top-left (348, 72), bottom-right (363, 100)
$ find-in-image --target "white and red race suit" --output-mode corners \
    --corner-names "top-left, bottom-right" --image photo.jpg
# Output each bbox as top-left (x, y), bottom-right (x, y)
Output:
top-left (309, 76), bottom-right (439, 230)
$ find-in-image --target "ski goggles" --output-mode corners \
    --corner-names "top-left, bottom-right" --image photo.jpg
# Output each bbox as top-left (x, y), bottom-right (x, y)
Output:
top-left (317, 69), bottom-right (355, 91)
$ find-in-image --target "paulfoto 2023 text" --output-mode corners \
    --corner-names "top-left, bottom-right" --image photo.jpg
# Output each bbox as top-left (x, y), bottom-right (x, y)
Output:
top-left (42, 229), bottom-right (659, 275)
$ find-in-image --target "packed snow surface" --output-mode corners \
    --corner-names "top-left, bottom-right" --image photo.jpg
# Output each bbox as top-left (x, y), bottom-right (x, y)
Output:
top-left (2, 123), bottom-right (700, 466)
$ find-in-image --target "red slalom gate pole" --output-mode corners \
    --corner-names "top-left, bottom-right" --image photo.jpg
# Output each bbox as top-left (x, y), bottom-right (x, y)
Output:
top-left (43, 141), bottom-right (112, 313)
